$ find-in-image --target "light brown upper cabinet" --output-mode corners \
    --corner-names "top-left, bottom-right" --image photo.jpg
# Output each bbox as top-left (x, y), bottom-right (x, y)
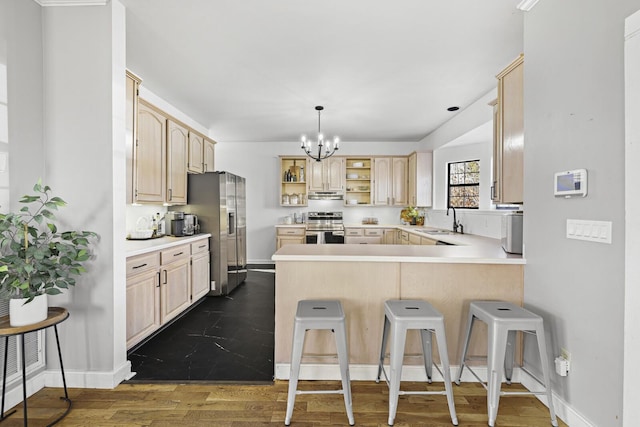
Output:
top-left (188, 132), bottom-right (205, 174)
top-left (134, 99), bottom-right (167, 204)
top-left (167, 119), bottom-right (189, 205)
top-left (408, 151), bottom-right (433, 207)
top-left (492, 54), bottom-right (524, 204)
top-left (204, 138), bottom-right (216, 172)
top-left (374, 157), bottom-right (409, 206)
top-left (308, 157), bottom-right (344, 192)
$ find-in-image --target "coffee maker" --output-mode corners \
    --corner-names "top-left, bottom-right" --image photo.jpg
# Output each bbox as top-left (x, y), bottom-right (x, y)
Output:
top-left (165, 211), bottom-right (185, 236)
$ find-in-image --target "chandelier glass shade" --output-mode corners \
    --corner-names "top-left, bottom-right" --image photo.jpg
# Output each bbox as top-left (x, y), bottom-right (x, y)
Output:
top-left (300, 106), bottom-right (339, 162)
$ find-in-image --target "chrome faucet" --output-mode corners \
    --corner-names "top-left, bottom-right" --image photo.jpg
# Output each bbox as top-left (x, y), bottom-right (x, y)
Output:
top-left (447, 206), bottom-right (463, 234)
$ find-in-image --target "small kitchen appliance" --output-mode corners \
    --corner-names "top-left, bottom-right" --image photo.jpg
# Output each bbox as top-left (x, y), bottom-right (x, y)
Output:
top-left (166, 211), bottom-right (185, 237)
top-left (184, 213), bottom-right (198, 236)
top-left (501, 211), bottom-right (523, 254)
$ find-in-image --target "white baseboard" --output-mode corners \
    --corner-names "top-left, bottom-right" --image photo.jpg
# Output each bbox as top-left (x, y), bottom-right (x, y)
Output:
top-left (248, 259), bottom-right (275, 265)
top-left (44, 360), bottom-right (132, 389)
top-left (0, 371), bottom-right (47, 413)
top-left (520, 368), bottom-right (594, 427)
top-left (275, 362), bottom-right (516, 383)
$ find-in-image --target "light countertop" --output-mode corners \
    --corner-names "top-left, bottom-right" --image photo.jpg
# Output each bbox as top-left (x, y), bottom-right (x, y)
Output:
top-left (125, 233), bottom-right (211, 257)
top-left (272, 225), bottom-right (523, 264)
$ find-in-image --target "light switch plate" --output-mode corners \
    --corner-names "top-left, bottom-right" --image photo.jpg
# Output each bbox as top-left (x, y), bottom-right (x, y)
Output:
top-left (566, 219), bottom-right (612, 244)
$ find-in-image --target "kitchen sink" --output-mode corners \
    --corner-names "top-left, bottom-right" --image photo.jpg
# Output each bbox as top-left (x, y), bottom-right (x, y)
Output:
top-left (418, 229), bottom-right (454, 235)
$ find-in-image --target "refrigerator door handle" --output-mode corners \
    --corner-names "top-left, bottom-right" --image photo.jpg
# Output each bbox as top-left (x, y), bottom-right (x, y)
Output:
top-left (228, 211), bottom-right (235, 235)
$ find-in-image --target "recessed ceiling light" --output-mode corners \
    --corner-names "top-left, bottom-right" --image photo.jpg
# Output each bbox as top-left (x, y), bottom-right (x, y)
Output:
top-left (516, 0), bottom-right (540, 11)
top-left (447, 106), bottom-right (460, 112)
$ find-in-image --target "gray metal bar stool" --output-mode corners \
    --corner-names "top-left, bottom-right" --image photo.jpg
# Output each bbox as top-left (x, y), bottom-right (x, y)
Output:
top-left (284, 300), bottom-right (355, 426)
top-left (376, 299), bottom-right (458, 426)
top-left (454, 301), bottom-right (558, 427)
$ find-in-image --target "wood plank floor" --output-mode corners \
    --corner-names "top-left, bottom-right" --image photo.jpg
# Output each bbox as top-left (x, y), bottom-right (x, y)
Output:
top-left (3, 380), bottom-right (567, 426)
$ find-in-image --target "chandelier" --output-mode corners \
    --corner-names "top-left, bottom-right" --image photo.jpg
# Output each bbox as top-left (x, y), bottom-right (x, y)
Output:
top-left (300, 106), bottom-right (339, 162)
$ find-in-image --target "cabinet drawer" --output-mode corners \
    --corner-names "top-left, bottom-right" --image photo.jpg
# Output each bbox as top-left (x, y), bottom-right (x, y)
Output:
top-left (277, 227), bottom-right (305, 236)
top-left (191, 238), bottom-right (210, 255)
top-left (161, 244), bottom-right (190, 265)
top-left (364, 228), bottom-right (383, 237)
top-left (345, 228), bottom-right (364, 236)
top-left (345, 236), bottom-right (382, 244)
top-left (126, 252), bottom-right (160, 277)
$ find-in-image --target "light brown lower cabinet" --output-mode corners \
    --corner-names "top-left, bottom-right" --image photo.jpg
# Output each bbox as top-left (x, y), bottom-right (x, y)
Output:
top-left (126, 237), bottom-right (210, 350)
top-left (276, 227), bottom-right (306, 250)
top-left (160, 244), bottom-right (191, 324)
top-left (190, 239), bottom-right (211, 301)
top-left (126, 252), bottom-right (161, 350)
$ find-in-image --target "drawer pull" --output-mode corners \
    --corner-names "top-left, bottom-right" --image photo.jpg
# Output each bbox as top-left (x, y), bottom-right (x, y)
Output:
top-left (198, 244), bottom-right (206, 249)
top-left (157, 272), bottom-right (161, 288)
top-left (132, 263), bottom-right (147, 269)
top-left (163, 270), bottom-right (168, 284)
top-left (173, 251), bottom-right (184, 257)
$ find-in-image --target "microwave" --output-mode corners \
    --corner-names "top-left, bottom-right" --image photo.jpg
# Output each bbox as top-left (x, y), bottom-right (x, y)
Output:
top-left (501, 212), bottom-right (523, 254)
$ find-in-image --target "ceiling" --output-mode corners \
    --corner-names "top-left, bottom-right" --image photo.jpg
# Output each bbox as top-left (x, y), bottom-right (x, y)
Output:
top-left (121, 0), bottom-right (524, 143)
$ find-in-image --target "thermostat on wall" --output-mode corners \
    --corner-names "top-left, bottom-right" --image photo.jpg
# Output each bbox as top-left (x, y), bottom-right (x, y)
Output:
top-left (554, 169), bottom-right (588, 198)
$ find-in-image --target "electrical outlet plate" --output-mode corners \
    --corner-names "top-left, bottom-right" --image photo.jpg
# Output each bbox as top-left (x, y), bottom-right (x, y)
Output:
top-left (566, 219), bottom-right (612, 244)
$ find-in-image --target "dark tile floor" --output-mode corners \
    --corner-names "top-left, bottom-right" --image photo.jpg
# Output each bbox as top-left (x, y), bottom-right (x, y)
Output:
top-left (126, 266), bottom-right (275, 383)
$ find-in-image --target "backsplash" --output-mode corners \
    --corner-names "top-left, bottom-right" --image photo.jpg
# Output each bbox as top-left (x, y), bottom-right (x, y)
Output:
top-left (423, 209), bottom-right (514, 239)
top-left (125, 205), bottom-right (168, 235)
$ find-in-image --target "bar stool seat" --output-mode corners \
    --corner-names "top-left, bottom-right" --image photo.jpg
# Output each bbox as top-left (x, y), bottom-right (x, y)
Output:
top-left (376, 299), bottom-right (458, 426)
top-left (284, 300), bottom-right (354, 426)
top-left (455, 301), bottom-right (558, 427)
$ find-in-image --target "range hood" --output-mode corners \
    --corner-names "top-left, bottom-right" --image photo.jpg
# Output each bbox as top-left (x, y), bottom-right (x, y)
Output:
top-left (308, 191), bottom-right (344, 200)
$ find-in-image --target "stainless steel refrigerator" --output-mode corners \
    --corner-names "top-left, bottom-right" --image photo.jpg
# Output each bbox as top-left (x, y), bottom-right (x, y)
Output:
top-left (180, 171), bottom-right (247, 296)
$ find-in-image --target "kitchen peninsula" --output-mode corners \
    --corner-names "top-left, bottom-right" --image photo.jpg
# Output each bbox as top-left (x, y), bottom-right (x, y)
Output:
top-left (272, 229), bottom-right (524, 380)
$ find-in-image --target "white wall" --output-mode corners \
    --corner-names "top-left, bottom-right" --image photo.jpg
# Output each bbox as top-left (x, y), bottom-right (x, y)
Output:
top-left (215, 141), bottom-right (420, 263)
top-left (523, 1), bottom-right (640, 426)
top-left (41, 1), bottom-right (129, 386)
top-left (5, 0), bottom-right (45, 202)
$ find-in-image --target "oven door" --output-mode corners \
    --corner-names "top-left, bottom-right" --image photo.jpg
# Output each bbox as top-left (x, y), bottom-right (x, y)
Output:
top-left (324, 230), bottom-right (345, 244)
top-left (306, 231), bottom-right (321, 244)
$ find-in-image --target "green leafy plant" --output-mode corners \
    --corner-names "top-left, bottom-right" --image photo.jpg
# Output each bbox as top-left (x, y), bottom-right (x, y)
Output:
top-left (0, 180), bottom-right (98, 303)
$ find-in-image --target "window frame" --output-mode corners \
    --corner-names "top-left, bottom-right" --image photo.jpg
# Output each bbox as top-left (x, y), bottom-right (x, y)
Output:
top-left (447, 159), bottom-right (480, 209)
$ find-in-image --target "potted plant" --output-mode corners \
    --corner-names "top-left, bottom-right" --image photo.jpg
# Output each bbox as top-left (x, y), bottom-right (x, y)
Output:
top-left (0, 180), bottom-right (97, 327)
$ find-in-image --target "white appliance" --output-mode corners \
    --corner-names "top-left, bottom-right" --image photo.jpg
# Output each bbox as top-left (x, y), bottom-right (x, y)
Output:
top-left (501, 212), bottom-right (523, 254)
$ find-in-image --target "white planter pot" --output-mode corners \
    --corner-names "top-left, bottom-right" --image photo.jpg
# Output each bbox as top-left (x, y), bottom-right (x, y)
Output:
top-left (9, 294), bottom-right (48, 327)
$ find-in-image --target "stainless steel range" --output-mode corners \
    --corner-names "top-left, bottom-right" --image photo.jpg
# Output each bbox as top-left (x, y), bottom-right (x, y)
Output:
top-left (305, 211), bottom-right (345, 244)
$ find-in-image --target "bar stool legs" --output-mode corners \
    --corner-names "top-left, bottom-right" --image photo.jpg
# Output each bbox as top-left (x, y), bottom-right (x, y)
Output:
top-left (455, 301), bottom-right (558, 427)
top-left (284, 300), bottom-right (354, 426)
top-left (376, 300), bottom-right (458, 426)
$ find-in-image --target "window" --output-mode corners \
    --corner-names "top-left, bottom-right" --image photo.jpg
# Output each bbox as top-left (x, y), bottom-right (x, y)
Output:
top-left (447, 160), bottom-right (479, 209)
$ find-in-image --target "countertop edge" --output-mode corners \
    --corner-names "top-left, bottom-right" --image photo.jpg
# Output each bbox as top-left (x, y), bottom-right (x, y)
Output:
top-left (271, 254), bottom-right (525, 264)
top-left (126, 233), bottom-right (212, 257)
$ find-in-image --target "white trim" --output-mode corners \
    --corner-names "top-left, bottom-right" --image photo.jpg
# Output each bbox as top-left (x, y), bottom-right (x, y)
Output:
top-left (520, 368), bottom-right (594, 427)
top-left (625, 8), bottom-right (640, 427)
top-left (275, 362), bottom-right (515, 383)
top-left (1, 371), bottom-right (46, 414)
top-left (44, 360), bottom-right (132, 389)
top-left (34, 0), bottom-right (108, 6)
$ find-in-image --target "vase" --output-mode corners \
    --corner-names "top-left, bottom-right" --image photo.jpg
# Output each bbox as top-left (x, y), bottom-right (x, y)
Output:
top-left (9, 294), bottom-right (48, 327)
top-left (410, 217), bottom-right (417, 225)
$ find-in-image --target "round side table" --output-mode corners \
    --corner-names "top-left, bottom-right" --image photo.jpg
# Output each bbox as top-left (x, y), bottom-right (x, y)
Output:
top-left (0, 307), bottom-right (71, 426)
